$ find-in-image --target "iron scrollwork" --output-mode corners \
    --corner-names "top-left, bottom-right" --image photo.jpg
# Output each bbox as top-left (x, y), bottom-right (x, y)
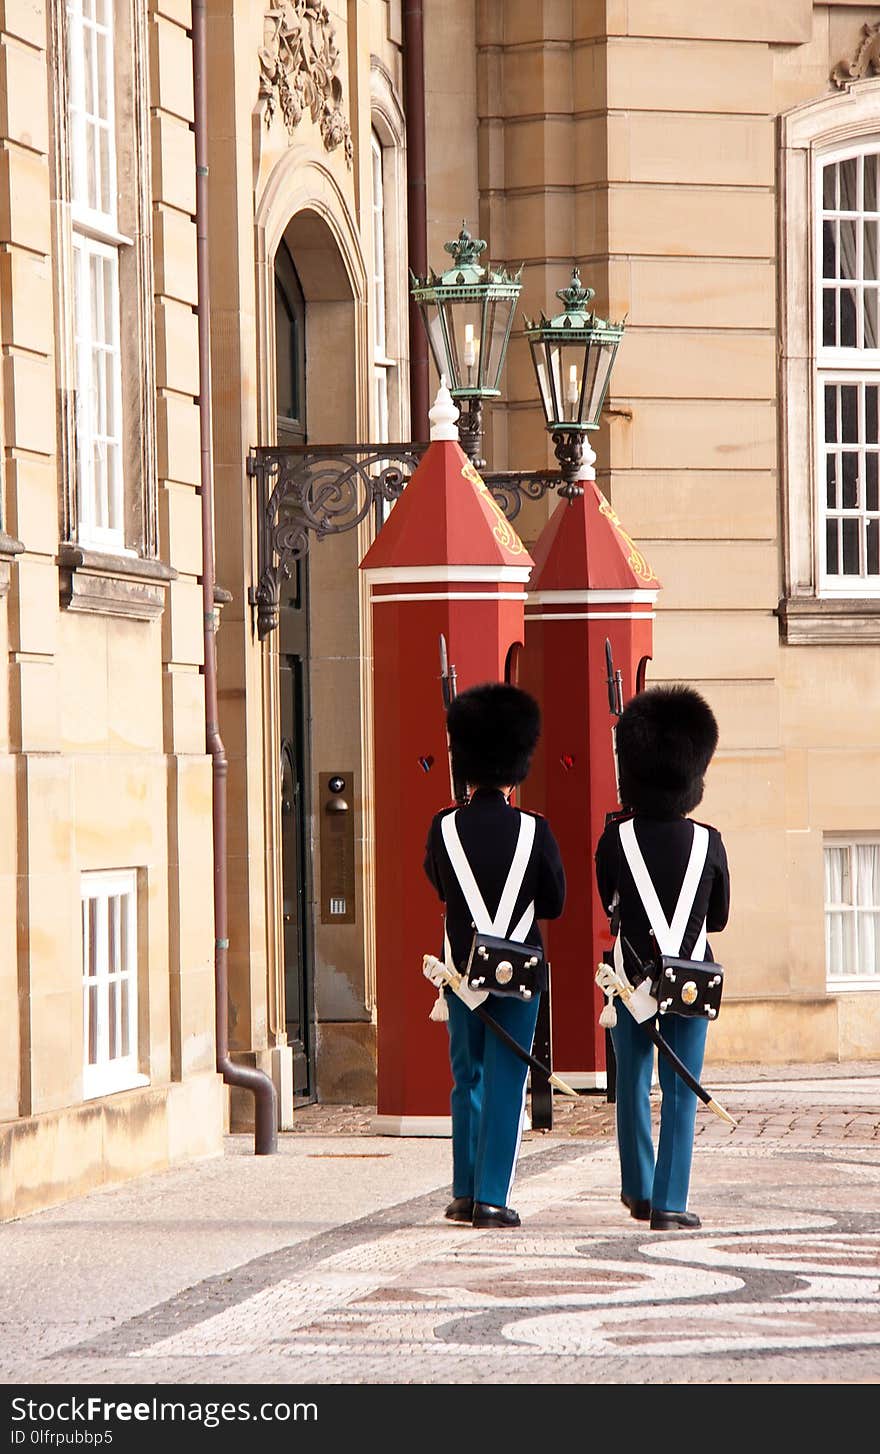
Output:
top-left (482, 470), bottom-right (558, 522)
top-left (248, 444), bottom-right (564, 639)
top-left (248, 444), bottom-right (426, 638)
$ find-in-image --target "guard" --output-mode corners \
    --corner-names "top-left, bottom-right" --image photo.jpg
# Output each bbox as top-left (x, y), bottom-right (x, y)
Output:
top-left (594, 684), bottom-right (731, 1230)
top-left (423, 682), bottom-right (566, 1229)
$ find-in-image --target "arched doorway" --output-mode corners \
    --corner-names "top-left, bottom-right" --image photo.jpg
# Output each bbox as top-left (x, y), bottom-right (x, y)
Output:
top-left (255, 176), bottom-right (373, 1113)
top-left (274, 239), bottom-right (312, 1099)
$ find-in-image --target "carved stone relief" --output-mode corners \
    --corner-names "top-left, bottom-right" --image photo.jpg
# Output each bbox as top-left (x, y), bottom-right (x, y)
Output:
top-left (832, 21), bottom-right (880, 89)
top-left (258, 2), bottom-right (353, 168)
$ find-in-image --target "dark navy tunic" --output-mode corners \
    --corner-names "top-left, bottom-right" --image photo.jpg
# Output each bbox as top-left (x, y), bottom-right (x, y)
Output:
top-left (424, 788), bottom-right (566, 971)
top-left (595, 811), bottom-right (730, 976)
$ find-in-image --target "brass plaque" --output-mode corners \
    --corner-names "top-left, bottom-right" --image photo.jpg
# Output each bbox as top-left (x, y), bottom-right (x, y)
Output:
top-left (319, 772), bottom-right (356, 924)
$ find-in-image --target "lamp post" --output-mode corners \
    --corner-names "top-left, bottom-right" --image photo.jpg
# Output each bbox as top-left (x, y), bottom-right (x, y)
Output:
top-left (524, 268), bottom-right (625, 499)
top-left (248, 245), bottom-right (626, 639)
top-left (409, 225), bottom-right (522, 468)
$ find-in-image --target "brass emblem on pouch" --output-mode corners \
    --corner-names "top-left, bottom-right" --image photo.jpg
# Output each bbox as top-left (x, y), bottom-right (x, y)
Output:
top-left (495, 961), bottom-right (513, 985)
top-left (681, 981), bottom-right (698, 1005)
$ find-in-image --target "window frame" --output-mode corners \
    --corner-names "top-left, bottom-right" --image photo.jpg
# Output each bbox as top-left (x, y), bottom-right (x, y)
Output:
top-left (815, 370), bottom-right (880, 593)
top-left (50, 0), bottom-right (159, 569)
top-left (81, 868), bottom-right (149, 1099)
top-left (778, 82), bottom-right (880, 643)
top-left (371, 128), bottom-right (392, 448)
top-left (815, 142), bottom-right (880, 597)
top-left (823, 835), bottom-right (880, 990)
top-left (66, 0), bottom-right (123, 239)
top-left (369, 62), bottom-right (408, 546)
top-left (72, 231), bottom-right (127, 550)
top-left (66, 0), bottom-right (132, 554)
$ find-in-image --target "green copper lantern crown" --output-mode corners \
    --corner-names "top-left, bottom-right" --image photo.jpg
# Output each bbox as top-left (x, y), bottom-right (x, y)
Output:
top-left (523, 268), bottom-right (625, 432)
top-left (410, 225), bottom-right (523, 399)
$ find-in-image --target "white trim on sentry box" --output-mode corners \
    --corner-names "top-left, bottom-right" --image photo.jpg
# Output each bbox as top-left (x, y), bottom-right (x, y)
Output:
top-left (373, 591), bottom-right (528, 604)
top-left (527, 589), bottom-right (659, 604)
top-left (365, 564), bottom-right (532, 584)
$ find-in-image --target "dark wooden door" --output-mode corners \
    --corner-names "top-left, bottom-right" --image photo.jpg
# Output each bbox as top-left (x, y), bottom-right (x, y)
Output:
top-left (275, 239), bottom-right (313, 1099)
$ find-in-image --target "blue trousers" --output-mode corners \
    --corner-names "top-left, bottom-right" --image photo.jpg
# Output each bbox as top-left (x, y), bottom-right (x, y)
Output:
top-left (610, 1009), bottom-right (709, 1214)
top-left (446, 990), bottom-right (541, 1209)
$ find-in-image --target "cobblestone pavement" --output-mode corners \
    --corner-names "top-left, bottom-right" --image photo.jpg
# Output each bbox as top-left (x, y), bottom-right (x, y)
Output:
top-left (0, 1065), bottom-right (878, 1390)
top-left (287, 1061), bottom-right (880, 1145)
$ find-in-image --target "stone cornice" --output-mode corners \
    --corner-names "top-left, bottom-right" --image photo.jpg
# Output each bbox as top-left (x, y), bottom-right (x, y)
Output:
top-left (57, 543), bottom-right (177, 621)
top-left (777, 596), bottom-right (880, 646)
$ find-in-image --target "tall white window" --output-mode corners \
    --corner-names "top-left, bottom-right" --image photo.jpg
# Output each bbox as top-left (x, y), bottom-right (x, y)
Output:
top-left (817, 145), bottom-right (880, 594)
top-left (371, 130), bottom-right (391, 445)
top-left (824, 839), bottom-right (880, 985)
top-left (81, 869), bottom-right (146, 1098)
top-left (67, 0), bottom-right (128, 550)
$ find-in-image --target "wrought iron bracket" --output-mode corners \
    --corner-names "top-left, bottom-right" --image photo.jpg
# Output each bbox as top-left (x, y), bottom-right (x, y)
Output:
top-left (247, 442), bottom-right (562, 639)
top-left (480, 468), bottom-right (559, 522)
top-left (247, 443), bottom-right (426, 638)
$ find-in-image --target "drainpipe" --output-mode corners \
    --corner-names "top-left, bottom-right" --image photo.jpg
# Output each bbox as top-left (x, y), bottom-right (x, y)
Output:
top-left (192, 0), bottom-right (278, 1153)
top-left (403, 0), bottom-right (429, 439)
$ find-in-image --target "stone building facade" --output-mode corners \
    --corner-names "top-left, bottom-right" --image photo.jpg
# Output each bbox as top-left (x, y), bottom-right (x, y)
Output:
top-left (1, 0), bottom-right (879, 1219)
top-left (472, 1), bottom-right (880, 1069)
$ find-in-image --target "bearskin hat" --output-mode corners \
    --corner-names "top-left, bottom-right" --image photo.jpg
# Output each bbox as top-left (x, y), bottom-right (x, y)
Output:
top-left (446, 682), bottom-right (541, 789)
top-left (615, 684), bottom-right (719, 818)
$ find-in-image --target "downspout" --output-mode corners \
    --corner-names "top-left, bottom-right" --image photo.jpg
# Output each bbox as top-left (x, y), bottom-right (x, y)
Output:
top-left (192, 0), bottom-right (278, 1153)
top-left (403, 0), bottom-right (429, 439)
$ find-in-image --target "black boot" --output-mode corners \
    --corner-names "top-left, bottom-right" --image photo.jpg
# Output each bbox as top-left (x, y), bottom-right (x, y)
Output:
top-left (472, 1202), bottom-right (521, 1229)
top-left (649, 1209), bottom-right (701, 1230)
top-left (621, 1192), bottom-right (651, 1221)
top-left (444, 1196), bottom-right (474, 1222)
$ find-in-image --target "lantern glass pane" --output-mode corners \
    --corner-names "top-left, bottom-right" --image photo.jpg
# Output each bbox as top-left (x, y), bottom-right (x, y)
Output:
top-left (422, 304), bottom-right (452, 386)
top-left (438, 298), bottom-right (464, 388)
top-left (481, 296), bottom-right (516, 389)
top-left (583, 340), bottom-right (617, 426)
top-left (530, 339), bottom-right (553, 421)
top-left (579, 341), bottom-right (602, 425)
top-left (547, 342), bottom-right (566, 423)
top-left (552, 340), bottom-right (588, 426)
top-left (447, 299), bottom-right (483, 392)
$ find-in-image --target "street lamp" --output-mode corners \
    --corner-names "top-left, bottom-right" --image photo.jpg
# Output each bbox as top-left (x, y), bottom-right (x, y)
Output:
top-left (249, 249), bottom-right (626, 638)
top-left (410, 224), bottom-right (522, 467)
top-left (524, 268), bottom-right (625, 499)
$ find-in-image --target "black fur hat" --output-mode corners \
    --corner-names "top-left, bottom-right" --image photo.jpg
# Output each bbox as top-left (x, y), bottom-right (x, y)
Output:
top-left (446, 682), bottom-right (541, 789)
top-left (615, 684), bottom-right (719, 818)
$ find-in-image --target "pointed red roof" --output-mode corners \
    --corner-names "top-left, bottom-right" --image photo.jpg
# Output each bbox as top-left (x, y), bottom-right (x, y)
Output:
top-left (360, 439), bottom-right (533, 572)
top-left (528, 479), bottom-right (660, 592)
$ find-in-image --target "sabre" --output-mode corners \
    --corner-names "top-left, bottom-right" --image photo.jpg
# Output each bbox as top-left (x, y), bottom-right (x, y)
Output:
top-left (604, 638), bottom-right (624, 813)
top-left (423, 954), bottom-right (579, 1099)
top-left (604, 639), bottom-right (652, 826)
top-left (439, 634), bottom-right (468, 806)
top-left (595, 953), bottom-right (737, 1126)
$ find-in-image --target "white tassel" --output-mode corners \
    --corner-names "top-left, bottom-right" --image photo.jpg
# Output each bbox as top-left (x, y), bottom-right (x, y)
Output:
top-left (429, 989), bottom-right (449, 1022)
top-left (599, 996), bottom-right (617, 1029)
